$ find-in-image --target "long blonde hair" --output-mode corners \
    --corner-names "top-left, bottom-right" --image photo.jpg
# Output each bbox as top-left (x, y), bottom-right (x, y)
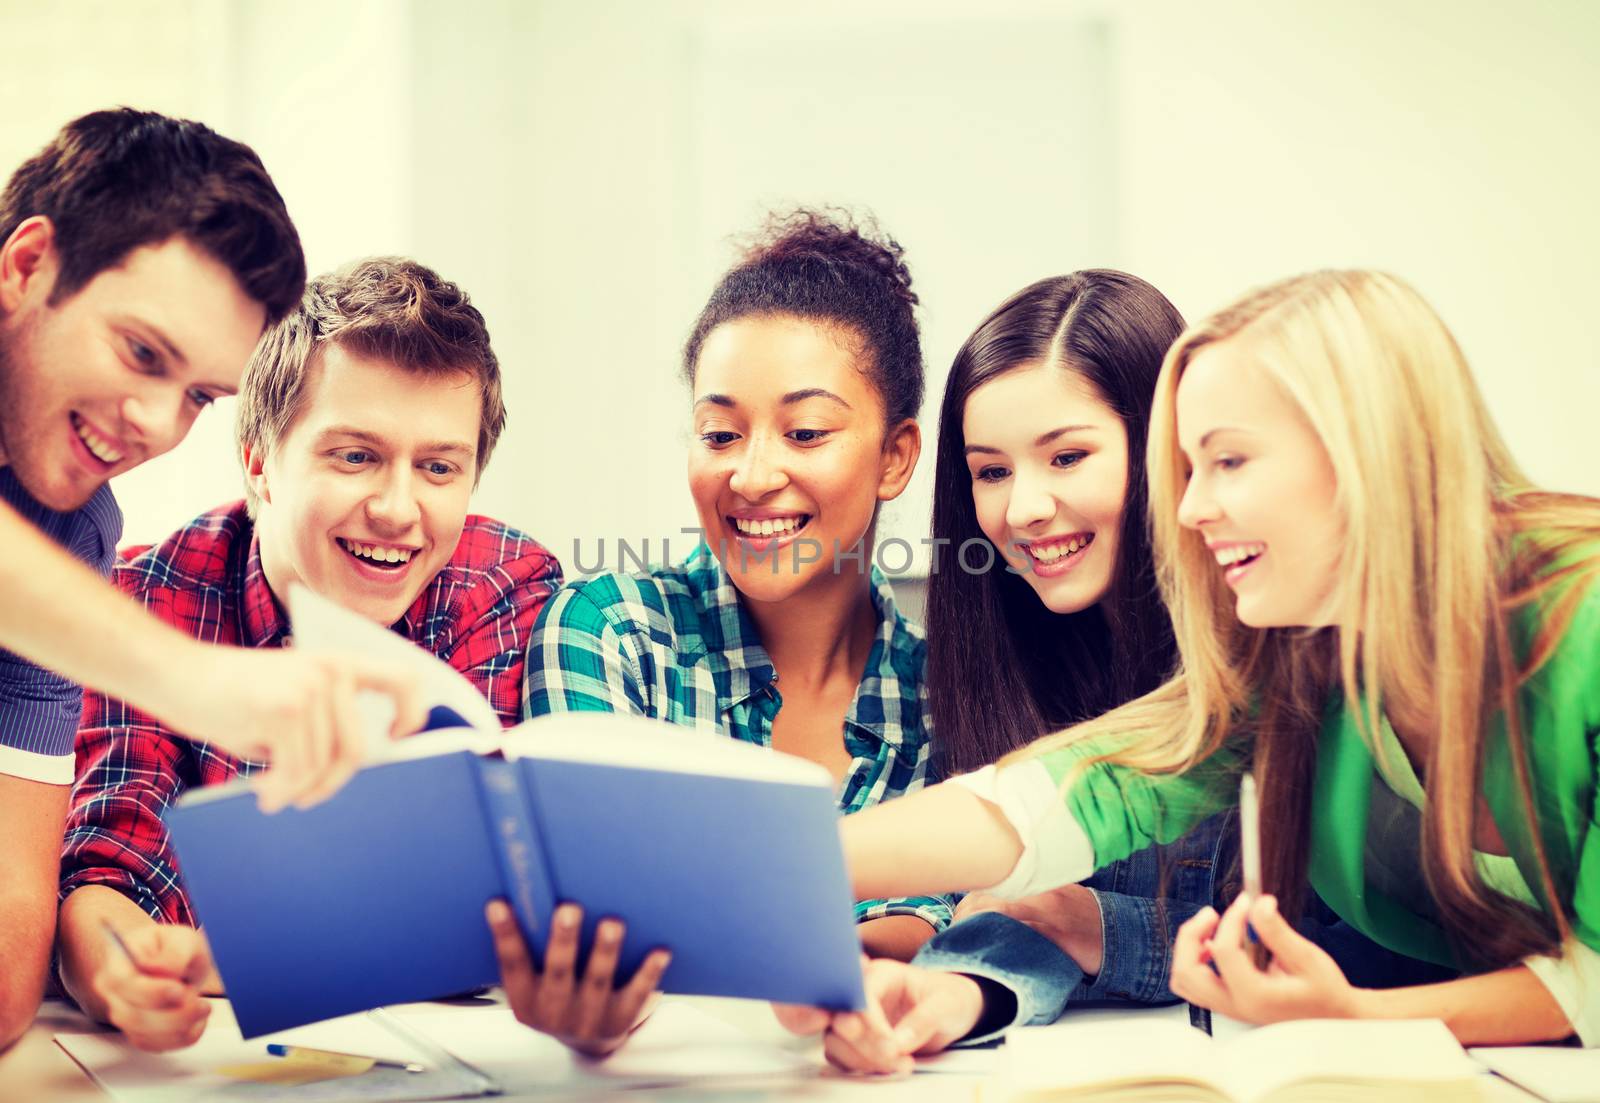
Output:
top-left (1018, 269), bottom-right (1600, 966)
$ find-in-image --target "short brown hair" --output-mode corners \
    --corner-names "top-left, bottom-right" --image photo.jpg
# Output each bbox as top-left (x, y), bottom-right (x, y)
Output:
top-left (237, 257), bottom-right (505, 514)
top-left (0, 108), bottom-right (304, 321)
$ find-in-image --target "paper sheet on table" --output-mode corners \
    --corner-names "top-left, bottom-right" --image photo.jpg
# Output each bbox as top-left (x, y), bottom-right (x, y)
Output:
top-left (53, 1000), bottom-right (490, 1102)
top-left (1470, 1046), bottom-right (1600, 1103)
top-left (396, 999), bottom-right (814, 1095)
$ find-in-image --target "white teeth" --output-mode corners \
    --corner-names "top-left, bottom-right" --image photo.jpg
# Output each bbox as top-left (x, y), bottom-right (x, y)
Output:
top-left (1214, 543), bottom-right (1267, 567)
top-left (733, 515), bottom-right (807, 536)
top-left (73, 415), bottom-right (125, 464)
top-left (1028, 535), bottom-right (1090, 563)
top-left (340, 539), bottom-right (414, 564)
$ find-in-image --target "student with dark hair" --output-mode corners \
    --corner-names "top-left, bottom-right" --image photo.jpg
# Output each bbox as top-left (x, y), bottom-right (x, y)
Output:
top-left (0, 109), bottom-right (421, 1050)
top-left (498, 208), bottom-right (940, 1056)
top-left (776, 272), bottom-right (1230, 1069)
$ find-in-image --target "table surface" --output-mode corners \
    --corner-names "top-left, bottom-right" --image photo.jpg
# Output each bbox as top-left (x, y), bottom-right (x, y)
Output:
top-left (0, 995), bottom-right (1545, 1103)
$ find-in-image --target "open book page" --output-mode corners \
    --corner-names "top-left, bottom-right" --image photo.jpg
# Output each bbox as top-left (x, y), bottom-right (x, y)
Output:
top-left (54, 999), bottom-right (492, 1103)
top-left (1215, 1019), bottom-right (1481, 1100)
top-left (287, 582), bottom-right (502, 750)
top-left (1005, 1018), bottom-right (1223, 1099)
top-left (1004, 1015), bottom-right (1481, 1103)
top-left (1470, 1046), bottom-right (1600, 1103)
top-left (502, 710), bottom-right (836, 787)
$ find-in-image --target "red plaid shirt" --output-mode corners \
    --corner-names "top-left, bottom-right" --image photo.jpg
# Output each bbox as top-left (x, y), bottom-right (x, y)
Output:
top-left (61, 500), bottom-right (562, 924)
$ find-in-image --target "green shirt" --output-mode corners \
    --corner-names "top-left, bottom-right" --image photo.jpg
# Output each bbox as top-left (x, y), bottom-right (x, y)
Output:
top-left (1042, 544), bottom-right (1600, 967)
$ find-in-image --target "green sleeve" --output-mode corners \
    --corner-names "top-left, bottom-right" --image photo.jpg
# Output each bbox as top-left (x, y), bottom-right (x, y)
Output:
top-left (1534, 558), bottom-right (1600, 954)
top-left (1042, 733), bottom-right (1247, 870)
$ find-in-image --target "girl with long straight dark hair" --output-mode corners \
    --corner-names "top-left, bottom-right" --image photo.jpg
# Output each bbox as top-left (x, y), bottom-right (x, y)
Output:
top-left (927, 271), bottom-right (1182, 776)
top-left (777, 272), bottom-right (1234, 1069)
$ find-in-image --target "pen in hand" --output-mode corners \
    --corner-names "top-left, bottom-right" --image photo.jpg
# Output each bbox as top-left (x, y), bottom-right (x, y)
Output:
top-left (99, 919), bottom-right (180, 977)
top-left (1239, 772), bottom-right (1267, 964)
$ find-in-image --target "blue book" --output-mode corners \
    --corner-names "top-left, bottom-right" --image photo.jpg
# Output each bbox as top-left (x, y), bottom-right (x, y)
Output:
top-left (163, 587), bottom-right (866, 1038)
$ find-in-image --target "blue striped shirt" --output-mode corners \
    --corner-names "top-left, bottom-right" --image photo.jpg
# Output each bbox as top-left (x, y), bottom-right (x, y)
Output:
top-left (0, 466), bottom-right (122, 783)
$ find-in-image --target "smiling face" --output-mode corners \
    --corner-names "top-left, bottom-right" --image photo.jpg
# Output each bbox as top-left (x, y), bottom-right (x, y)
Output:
top-left (248, 344), bottom-right (481, 626)
top-left (1174, 337), bottom-right (1344, 627)
top-left (963, 362), bottom-right (1129, 614)
top-left (688, 314), bottom-right (918, 604)
top-left (0, 229), bottom-right (266, 510)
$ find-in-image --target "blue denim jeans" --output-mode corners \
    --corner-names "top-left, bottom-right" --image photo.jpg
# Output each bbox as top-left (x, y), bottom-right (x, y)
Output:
top-left (914, 811), bottom-right (1230, 1043)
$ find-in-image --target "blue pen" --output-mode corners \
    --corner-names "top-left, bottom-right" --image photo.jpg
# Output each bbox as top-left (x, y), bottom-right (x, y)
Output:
top-left (266, 1042), bottom-right (425, 1074)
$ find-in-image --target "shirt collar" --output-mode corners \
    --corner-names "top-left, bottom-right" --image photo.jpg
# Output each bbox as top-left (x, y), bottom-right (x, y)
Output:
top-left (686, 552), bottom-right (776, 709)
top-left (239, 528), bottom-right (425, 650)
top-left (240, 529), bottom-right (290, 649)
top-left (684, 550), bottom-right (924, 749)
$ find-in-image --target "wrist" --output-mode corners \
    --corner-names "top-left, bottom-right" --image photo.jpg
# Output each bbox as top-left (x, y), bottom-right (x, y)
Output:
top-left (1035, 886), bottom-right (1104, 977)
top-left (125, 633), bottom-right (211, 730)
top-left (1340, 985), bottom-right (1375, 1020)
top-left (58, 889), bottom-right (128, 1022)
top-left (959, 973), bottom-right (1017, 1041)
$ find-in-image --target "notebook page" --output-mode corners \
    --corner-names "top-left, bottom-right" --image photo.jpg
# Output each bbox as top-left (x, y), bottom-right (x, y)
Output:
top-left (1217, 1018), bottom-right (1479, 1101)
top-left (387, 998), bottom-right (817, 1096)
top-left (54, 1000), bottom-right (490, 1103)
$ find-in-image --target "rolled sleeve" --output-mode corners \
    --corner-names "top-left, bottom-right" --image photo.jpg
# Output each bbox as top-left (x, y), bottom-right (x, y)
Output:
top-left (1072, 888), bottom-right (1188, 1005)
top-left (1522, 939), bottom-right (1600, 1047)
top-left (0, 651), bottom-right (81, 781)
top-left (914, 911), bottom-right (1085, 1045)
top-left (854, 894), bottom-right (953, 933)
top-left (948, 762), bottom-right (1097, 898)
top-left (60, 694), bottom-right (195, 924)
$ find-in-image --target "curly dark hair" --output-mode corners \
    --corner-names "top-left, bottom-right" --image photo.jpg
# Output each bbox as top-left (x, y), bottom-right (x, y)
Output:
top-left (682, 207), bottom-right (924, 425)
top-left (0, 107), bottom-right (304, 322)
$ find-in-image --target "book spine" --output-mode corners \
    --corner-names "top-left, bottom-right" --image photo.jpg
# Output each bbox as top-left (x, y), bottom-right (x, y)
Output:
top-left (472, 757), bottom-right (558, 956)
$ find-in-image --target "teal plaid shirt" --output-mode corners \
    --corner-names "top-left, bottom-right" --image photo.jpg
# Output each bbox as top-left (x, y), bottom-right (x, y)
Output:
top-left (524, 551), bottom-right (952, 932)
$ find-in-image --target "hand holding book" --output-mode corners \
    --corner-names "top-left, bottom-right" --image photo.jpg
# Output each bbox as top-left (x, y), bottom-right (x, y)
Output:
top-left (486, 899), bottom-right (669, 1058)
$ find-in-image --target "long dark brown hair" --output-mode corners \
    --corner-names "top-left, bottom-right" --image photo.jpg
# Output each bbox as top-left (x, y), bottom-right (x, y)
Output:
top-left (928, 272), bottom-right (1185, 777)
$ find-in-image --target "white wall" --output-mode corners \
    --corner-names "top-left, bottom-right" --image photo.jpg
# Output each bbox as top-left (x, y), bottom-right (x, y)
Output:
top-left (3, 0), bottom-right (1596, 564)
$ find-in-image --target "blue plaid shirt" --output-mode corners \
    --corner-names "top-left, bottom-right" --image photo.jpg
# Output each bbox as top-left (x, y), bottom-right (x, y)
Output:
top-left (524, 551), bottom-right (952, 932)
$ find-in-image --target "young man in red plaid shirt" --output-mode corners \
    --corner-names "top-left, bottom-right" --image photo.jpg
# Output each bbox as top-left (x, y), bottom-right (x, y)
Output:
top-left (55, 257), bottom-right (563, 1052)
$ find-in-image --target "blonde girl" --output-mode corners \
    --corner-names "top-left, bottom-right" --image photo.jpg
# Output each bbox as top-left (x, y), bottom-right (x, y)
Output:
top-left (828, 269), bottom-right (1600, 1052)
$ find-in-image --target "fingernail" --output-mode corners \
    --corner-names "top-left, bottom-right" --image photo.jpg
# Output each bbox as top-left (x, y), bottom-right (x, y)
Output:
top-left (558, 905), bottom-right (580, 928)
top-left (486, 900), bottom-right (509, 924)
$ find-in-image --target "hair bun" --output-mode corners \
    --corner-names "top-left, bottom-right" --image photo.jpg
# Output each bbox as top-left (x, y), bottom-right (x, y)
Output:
top-left (743, 207), bottom-right (918, 308)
